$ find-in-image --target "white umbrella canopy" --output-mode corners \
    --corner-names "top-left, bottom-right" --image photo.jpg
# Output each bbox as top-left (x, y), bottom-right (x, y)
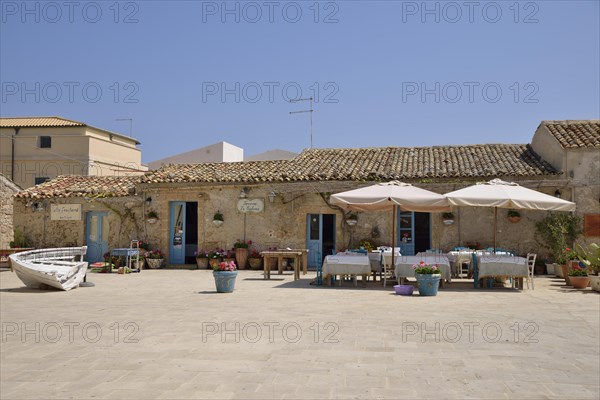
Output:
top-left (444, 179), bottom-right (576, 250)
top-left (444, 179), bottom-right (576, 211)
top-left (330, 182), bottom-right (450, 265)
top-left (330, 181), bottom-right (451, 212)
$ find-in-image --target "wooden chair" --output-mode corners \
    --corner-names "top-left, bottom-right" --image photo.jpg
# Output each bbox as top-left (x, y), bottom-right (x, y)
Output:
top-left (381, 253), bottom-right (396, 287)
top-left (525, 253), bottom-right (536, 290)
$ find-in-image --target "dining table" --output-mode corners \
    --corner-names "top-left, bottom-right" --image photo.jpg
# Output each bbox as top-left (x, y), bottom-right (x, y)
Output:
top-left (261, 250), bottom-right (304, 280)
top-left (475, 254), bottom-right (528, 288)
top-left (322, 253), bottom-right (371, 287)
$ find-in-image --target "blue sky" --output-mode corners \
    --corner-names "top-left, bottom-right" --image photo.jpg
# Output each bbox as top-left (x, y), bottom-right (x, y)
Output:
top-left (1, 0), bottom-right (599, 163)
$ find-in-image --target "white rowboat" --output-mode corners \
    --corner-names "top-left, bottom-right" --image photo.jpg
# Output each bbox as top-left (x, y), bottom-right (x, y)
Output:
top-left (9, 247), bottom-right (88, 291)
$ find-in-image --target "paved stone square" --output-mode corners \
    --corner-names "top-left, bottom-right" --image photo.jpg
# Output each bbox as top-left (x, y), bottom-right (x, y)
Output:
top-left (1, 269), bottom-right (599, 399)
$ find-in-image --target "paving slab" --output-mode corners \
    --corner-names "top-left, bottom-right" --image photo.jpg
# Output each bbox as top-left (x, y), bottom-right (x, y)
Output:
top-left (1, 270), bottom-right (598, 399)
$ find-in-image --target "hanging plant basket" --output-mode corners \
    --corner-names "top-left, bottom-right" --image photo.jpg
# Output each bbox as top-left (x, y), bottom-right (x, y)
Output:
top-left (507, 210), bottom-right (521, 223)
top-left (147, 218), bottom-right (158, 224)
top-left (213, 220), bottom-right (223, 227)
top-left (442, 219), bottom-right (454, 225)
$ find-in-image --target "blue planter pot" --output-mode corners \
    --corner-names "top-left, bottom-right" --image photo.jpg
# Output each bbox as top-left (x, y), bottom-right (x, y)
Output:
top-left (213, 270), bottom-right (238, 293)
top-left (415, 273), bottom-right (441, 296)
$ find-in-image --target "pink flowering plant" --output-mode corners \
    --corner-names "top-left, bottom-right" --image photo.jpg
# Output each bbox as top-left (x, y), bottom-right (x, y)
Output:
top-left (144, 249), bottom-right (164, 259)
top-left (214, 260), bottom-right (237, 271)
top-left (412, 261), bottom-right (441, 274)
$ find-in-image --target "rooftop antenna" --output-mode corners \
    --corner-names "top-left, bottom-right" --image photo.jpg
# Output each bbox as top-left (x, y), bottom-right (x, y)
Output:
top-left (289, 97), bottom-right (314, 148)
top-left (116, 118), bottom-right (133, 136)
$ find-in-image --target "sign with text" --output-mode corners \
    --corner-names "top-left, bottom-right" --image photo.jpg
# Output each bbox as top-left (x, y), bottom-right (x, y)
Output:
top-left (237, 199), bottom-right (264, 213)
top-left (50, 204), bottom-right (82, 221)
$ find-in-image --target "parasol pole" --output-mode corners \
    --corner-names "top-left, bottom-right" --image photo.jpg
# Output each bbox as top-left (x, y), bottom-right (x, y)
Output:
top-left (392, 205), bottom-right (396, 268)
top-left (493, 207), bottom-right (497, 253)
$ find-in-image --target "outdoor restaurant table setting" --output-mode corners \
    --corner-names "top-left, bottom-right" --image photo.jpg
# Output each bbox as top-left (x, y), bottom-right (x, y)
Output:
top-left (322, 253), bottom-right (371, 286)
top-left (476, 253), bottom-right (528, 281)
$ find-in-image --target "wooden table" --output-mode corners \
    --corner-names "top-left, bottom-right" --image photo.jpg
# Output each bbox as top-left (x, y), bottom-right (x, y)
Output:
top-left (261, 250), bottom-right (303, 280)
top-left (284, 249), bottom-right (309, 275)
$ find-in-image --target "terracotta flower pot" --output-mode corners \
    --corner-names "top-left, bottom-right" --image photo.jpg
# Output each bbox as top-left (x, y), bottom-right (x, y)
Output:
top-left (235, 248), bottom-right (248, 269)
top-left (508, 216), bottom-right (521, 223)
top-left (569, 276), bottom-right (590, 289)
top-left (196, 258), bottom-right (209, 269)
top-left (146, 258), bottom-right (163, 269)
top-left (248, 257), bottom-right (262, 270)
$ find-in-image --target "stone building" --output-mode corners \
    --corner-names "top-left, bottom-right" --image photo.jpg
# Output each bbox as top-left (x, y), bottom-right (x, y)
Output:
top-left (0, 116), bottom-right (147, 189)
top-left (1, 173), bottom-right (21, 249)
top-left (11, 120), bottom-right (600, 266)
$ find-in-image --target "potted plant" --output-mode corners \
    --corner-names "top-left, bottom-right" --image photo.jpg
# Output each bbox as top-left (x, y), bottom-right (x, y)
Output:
top-left (412, 261), bottom-right (442, 296)
top-left (535, 213), bottom-right (582, 277)
top-left (146, 211), bottom-right (159, 224)
top-left (213, 260), bottom-right (237, 293)
top-left (233, 239), bottom-right (251, 269)
top-left (195, 249), bottom-right (209, 269)
top-left (359, 239), bottom-right (375, 252)
top-left (223, 249), bottom-right (236, 265)
top-left (133, 255), bottom-right (145, 271)
top-left (213, 211), bottom-right (224, 227)
top-left (442, 212), bottom-right (455, 225)
top-left (144, 249), bottom-right (164, 269)
top-left (568, 263), bottom-right (590, 289)
top-left (208, 249), bottom-right (224, 269)
top-left (507, 210), bottom-right (521, 223)
top-left (247, 248), bottom-right (263, 270)
top-left (346, 213), bottom-right (358, 226)
top-left (556, 247), bottom-right (578, 285)
top-left (576, 243), bottom-right (600, 292)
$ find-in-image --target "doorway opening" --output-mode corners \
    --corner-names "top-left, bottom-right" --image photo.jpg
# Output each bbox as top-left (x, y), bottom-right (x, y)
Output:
top-left (169, 201), bottom-right (198, 264)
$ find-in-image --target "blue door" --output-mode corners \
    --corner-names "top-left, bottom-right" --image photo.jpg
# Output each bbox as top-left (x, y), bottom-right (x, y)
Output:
top-left (306, 214), bottom-right (322, 268)
top-left (306, 214), bottom-right (337, 269)
top-left (169, 202), bottom-right (186, 264)
top-left (86, 211), bottom-right (109, 263)
top-left (397, 209), bottom-right (431, 255)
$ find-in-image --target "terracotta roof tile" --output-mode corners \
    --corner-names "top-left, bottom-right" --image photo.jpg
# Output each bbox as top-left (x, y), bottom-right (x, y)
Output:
top-left (542, 120), bottom-right (600, 148)
top-left (0, 117), bottom-right (86, 128)
top-left (15, 175), bottom-right (139, 199)
top-left (142, 144), bottom-right (557, 184)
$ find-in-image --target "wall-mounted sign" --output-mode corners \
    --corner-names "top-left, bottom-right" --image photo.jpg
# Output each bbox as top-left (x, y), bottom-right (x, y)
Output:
top-left (50, 204), bottom-right (82, 221)
top-left (237, 199), bottom-right (264, 213)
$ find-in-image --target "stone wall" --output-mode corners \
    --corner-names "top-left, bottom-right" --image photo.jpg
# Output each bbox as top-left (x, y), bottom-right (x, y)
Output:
top-left (12, 196), bottom-right (145, 250)
top-left (12, 177), bottom-right (582, 264)
top-left (1, 175), bottom-right (20, 248)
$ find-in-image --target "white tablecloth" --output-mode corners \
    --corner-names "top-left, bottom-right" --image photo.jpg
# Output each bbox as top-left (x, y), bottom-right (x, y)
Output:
top-left (477, 255), bottom-right (528, 279)
top-left (368, 252), bottom-right (382, 272)
top-left (394, 255), bottom-right (452, 281)
top-left (322, 255), bottom-right (371, 277)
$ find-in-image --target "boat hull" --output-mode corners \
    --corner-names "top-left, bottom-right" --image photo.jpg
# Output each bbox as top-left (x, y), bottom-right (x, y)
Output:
top-left (9, 247), bottom-right (88, 291)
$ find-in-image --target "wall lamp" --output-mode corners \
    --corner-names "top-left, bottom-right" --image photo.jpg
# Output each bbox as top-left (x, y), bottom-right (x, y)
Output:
top-left (268, 191), bottom-right (277, 203)
top-left (554, 190), bottom-right (561, 198)
top-left (145, 197), bottom-right (152, 206)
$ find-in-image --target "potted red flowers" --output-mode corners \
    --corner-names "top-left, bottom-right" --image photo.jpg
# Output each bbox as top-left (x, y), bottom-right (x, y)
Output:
top-left (213, 260), bottom-right (237, 293)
